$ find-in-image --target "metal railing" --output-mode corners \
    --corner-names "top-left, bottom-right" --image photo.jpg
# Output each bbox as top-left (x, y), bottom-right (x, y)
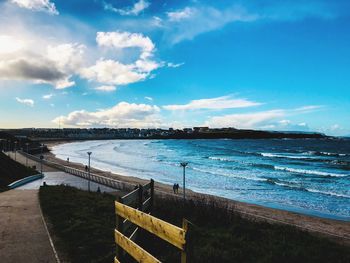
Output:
top-left (19, 151), bottom-right (135, 192)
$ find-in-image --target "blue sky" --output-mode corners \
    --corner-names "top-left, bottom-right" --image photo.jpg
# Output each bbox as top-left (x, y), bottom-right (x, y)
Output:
top-left (0, 0), bottom-right (349, 135)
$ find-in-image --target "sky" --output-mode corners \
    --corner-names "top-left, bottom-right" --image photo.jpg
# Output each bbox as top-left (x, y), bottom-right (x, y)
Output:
top-left (0, 0), bottom-right (349, 136)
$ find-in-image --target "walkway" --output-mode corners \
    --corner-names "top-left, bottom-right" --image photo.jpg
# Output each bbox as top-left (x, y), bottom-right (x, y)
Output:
top-left (0, 189), bottom-right (57, 262)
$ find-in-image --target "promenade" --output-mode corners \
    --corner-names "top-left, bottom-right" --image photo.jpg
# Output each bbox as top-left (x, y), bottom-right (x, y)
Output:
top-left (0, 189), bottom-right (57, 262)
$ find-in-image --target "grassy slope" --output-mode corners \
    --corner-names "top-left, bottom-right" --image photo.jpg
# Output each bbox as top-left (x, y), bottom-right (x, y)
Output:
top-left (39, 186), bottom-right (350, 263)
top-left (0, 151), bottom-right (37, 191)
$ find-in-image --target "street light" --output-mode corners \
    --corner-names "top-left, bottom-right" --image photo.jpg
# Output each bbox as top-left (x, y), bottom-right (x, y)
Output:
top-left (14, 141), bottom-right (17, 161)
top-left (39, 144), bottom-right (45, 174)
top-left (25, 142), bottom-right (29, 166)
top-left (40, 155), bottom-right (44, 175)
top-left (87, 152), bottom-right (92, 192)
top-left (180, 162), bottom-right (188, 201)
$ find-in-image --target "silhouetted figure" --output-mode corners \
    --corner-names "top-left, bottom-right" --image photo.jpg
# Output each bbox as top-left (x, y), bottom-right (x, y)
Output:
top-left (67, 157), bottom-right (69, 163)
top-left (173, 183), bottom-right (176, 194)
top-left (85, 165), bottom-right (88, 172)
top-left (97, 186), bottom-right (101, 193)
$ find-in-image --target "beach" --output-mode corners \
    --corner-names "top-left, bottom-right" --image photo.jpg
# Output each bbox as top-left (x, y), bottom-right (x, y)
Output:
top-left (43, 140), bottom-right (350, 245)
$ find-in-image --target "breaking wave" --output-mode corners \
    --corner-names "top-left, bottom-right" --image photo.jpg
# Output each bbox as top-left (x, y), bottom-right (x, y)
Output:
top-left (274, 166), bottom-right (348, 177)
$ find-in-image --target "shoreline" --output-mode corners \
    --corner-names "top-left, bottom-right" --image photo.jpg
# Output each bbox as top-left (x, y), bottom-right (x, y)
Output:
top-left (44, 140), bottom-right (350, 245)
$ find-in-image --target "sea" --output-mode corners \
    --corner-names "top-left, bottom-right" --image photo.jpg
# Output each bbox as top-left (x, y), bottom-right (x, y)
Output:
top-left (52, 138), bottom-right (350, 221)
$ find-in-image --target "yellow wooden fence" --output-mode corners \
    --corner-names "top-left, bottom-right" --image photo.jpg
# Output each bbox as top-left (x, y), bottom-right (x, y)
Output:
top-left (115, 183), bottom-right (188, 263)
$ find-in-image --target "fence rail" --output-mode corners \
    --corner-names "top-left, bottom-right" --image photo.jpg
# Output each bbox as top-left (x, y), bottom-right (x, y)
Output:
top-left (19, 151), bottom-right (136, 192)
top-left (115, 181), bottom-right (188, 263)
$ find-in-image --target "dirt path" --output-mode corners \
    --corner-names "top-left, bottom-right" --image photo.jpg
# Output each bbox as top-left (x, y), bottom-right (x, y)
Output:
top-left (0, 189), bottom-right (57, 263)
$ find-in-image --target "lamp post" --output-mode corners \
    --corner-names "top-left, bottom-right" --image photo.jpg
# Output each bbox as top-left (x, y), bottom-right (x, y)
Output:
top-left (39, 144), bottom-right (44, 174)
top-left (40, 155), bottom-right (44, 175)
top-left (25, 142), bottom-right (29, 166)
top-left (87, 152), bottom-right (92, 192)
top-left (7, 140), bottom-right (10, 156)
top-left (180, 162), bottom-right (188, 201)
top-left (14, 141), bottom-right (17, 161)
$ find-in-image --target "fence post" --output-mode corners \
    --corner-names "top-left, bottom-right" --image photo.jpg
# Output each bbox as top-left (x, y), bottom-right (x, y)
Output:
top-left (115, 196), bottom-right (123, 262)
top-left (138, 184), bottom-right (143, 211)
top-left (150, 179), bottom-right (154, 212)
top-left (181, 219), bottom-right (188, 263)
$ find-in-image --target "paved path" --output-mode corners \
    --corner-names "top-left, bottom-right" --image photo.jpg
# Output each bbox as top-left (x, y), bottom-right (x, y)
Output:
top-left (0, 189), bottom-right (57, 263)
top-left (7, 152), bottom-right (57, 172)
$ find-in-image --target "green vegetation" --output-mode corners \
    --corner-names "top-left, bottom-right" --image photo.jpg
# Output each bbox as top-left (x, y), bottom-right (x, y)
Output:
top-left (0, 151), bottom-right (37, 191)
top-left (39, 185), bottom-right (350, 263)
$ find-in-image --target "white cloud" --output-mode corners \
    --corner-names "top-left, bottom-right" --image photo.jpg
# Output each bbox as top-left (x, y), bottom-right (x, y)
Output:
top-left (47, 43), bottom-right (85, 73)
top-left (10, 0), bottom-right (59, 15)
top-left (0, 35), bottom-right (24, 54)
top-left (80, 59), bottom-right (147, 86)
top-left (167, 7), bottom-right (194, 22)
top-left (81, 31), bottom-right (160, 87)
top-left (96, 31), bottom-right (155, 59)
top-left (205, 106), bottom-right (321, 130)
top-left (53, 102), bottom-right (161, 128)
top-left (205, 110), bottom-right (285, 129)
top-left (15, 97), bottom-right (34, 107)
top-left (167, 62), bottom-right (185, 68)
top-left (163, 95), bottom-right (261, 111)
top-left (162, 2), bottom-right (337, 45)
top-left (94, 85), bottom-right (116, 92)
top-left (165, 5), bottom-right (259, 44)
top-left (0, 39), bottom-right (84, 89)
top-left (294, 105), bottom-right (324, 112)
top-left (145, 96), bottom-right (153, 101)
top-left (103, 0), bottom-right (150, 16)
top-left (42, 93), bottom-right (53, 99)
top-left (54, 77), bottom-right (75, 89)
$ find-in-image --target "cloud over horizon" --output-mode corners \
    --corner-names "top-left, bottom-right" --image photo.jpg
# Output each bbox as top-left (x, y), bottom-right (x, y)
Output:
top-left (53, 102), bottom-right (161, 128)
top-left (204, 106), bottom-right (322, 130)
top-left (163, 95), bottom-right (261, 111)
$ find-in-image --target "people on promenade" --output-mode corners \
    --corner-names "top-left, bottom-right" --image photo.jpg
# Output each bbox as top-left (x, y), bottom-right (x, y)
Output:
top-left (173, 183), bottom-right (179, 194)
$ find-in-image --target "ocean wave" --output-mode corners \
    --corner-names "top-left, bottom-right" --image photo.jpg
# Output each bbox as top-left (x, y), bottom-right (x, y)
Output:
top-left (208, 156), bottom-right (235, 162)
top-left (301, 151), bottom-right (348, 157)
top-left (267, 180), bottom-right (350, 198)
top-left (191, 167), bottom-right (267, 182)
top-left (305, 188), bottom-right (350, 198)
top-left (274, 166), bottom-right (348, 177)
top-left (260, 153), bottom-right (312, 160)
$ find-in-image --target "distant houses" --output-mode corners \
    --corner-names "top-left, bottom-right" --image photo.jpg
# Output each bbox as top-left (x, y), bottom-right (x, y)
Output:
top-left (0, 126), bottom-right (327, 140)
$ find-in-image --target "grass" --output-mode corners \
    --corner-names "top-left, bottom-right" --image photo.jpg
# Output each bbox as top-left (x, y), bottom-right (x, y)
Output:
top-left (0, 151), bottom-right (37, 190)
top-left (39, 185), bottom-right (350, 263)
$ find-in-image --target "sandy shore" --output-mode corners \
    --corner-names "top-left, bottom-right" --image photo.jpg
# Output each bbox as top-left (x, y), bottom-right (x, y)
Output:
top-left (44, 140), bottom-right (350, 245)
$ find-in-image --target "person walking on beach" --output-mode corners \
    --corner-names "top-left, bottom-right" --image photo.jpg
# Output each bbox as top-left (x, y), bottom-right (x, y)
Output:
top-left (173, 183), bottom-right (176, 194)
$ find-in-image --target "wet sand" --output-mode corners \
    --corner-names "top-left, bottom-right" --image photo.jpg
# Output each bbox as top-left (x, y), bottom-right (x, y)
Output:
top-left (44, 140), bottom-right (350, 245)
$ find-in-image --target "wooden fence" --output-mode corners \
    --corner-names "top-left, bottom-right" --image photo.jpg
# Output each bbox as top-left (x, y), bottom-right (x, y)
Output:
top-left (115, 182), bottom-right (188, 263)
